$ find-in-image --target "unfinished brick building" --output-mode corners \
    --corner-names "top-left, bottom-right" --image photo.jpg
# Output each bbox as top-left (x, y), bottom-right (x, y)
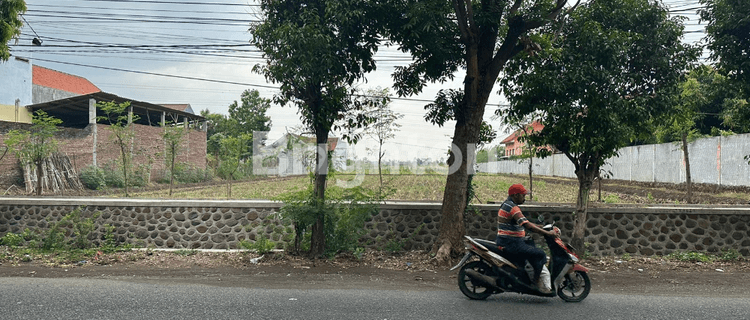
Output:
top-left (0, 61), bottom-right (206, 191)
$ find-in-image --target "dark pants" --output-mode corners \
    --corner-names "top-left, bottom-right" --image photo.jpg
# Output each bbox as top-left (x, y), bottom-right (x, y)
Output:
top-left (496, 236), bottom-right (547, 283)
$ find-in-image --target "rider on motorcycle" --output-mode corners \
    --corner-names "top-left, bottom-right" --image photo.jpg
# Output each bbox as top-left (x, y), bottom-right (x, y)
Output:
top-left (496, 184), bottom-right (558, 293)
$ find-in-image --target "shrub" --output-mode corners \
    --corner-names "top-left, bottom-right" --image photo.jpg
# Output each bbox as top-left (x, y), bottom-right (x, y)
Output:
top-left (0, 232), bottom-right (25, 247)
top-left (274, 185), bottom-right (381, 257)
top-left (103, 164), bottom-right (125, 188)
top-left (80, 165), bottom-right (106, 190)
top-left (239, 234), bottom-right (276, 254)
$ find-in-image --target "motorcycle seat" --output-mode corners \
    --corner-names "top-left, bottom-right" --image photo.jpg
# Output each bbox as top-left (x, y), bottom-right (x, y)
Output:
top-left (475, 239), bottom-right (505, 255)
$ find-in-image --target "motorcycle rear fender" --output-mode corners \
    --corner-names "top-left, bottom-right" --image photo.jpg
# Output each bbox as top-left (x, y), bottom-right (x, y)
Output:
top-left (450, 252), bottom-right (474, 271)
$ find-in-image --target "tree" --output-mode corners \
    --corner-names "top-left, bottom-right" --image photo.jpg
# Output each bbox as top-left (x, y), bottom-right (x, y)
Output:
top-left (699, 0), bottom-right (750, 151)
top-left (656, 66), bottom-right (718, 203)
top-left (162, 122), bottom-right (186, 197)
top-left (699, 0), bottom-right (750, 96)
top-left (518, 124), bottom-right (539, 200)
top-left (0, 0), bottom-right (25, 61)
top-left (380, 0), bottom-right (570, 262)
top-left (201, 90), bottom-right (272, 158)
top-left (216, 133), bottom-right (251, 198)
top-left (360, 88), bottom-right (402, 187)
top-left (6, 110), bottom-right (61, 195)
top-left (227, 89), bottom-right (272, 139)
top-left (500, 0), bottom-right (698, 253)
top-left (250, 0), bottom-right (379, 256)
top-left (97, 100), bottom-right (138, 197)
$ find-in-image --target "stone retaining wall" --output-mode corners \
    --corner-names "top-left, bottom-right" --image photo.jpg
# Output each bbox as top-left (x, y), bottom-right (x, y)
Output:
top-left (1, 198), bottom-right (748, 257)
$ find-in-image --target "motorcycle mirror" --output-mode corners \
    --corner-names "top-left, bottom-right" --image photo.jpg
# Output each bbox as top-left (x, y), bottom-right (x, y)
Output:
top-left (537, 215), bottom-right (545, 224)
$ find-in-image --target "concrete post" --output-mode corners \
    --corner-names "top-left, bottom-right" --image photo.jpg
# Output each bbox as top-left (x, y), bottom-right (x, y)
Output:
top-left (90, 99), bottom-right (97, 167)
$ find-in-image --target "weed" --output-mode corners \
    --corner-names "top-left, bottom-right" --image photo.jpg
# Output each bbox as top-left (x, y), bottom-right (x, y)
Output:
top-left (353, 247), bottom-right (366, 260)
top-left (666, 251), bottom-right (713, 262)
top-left (718, 248), bottom-right (742, 261)
top-left (621, 253), bottom-right (631, 261)
top-left (0, 233), bottom-right (24, 247)
top-left (239, 234), bottom-right (276, 255)
top-left (603, 194), bottom-right (621, 204)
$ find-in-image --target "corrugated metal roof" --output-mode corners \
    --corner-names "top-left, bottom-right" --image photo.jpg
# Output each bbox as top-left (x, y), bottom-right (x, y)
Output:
top-left (26, 92), bottom-right (205, 128)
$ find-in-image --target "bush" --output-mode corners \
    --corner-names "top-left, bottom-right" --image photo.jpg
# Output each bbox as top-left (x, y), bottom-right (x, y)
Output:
top-left (239, 234), bottom-right (276, 254)
top-left (173, 163), bottom-right (213, 183)
top-left (103, 165), bottom-right (125, 188)
top-left (0, 232), bottom-right (25, 247)
top-left (80, 165), bottom-right (106, 190)
top-left (99, 161), bottom-right (149, 188)
top-left (274, 185), bottom-right (381, 257)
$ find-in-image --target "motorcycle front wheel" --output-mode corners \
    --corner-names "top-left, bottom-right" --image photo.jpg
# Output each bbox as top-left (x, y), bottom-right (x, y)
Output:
top-left (457, 261), bottom-right (496, 300)
top-left (557, 270), bottom-right (591, 302)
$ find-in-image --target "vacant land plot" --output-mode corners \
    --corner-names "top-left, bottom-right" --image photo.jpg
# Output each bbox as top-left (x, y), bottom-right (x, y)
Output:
top-left (118, 173), bottom-right (749, 205)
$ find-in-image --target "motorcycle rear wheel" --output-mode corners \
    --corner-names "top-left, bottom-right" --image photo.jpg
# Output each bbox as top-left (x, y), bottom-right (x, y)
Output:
top-left (457, 261), bottom-right (496, 300)
top-left (557, 270), bottom-right (591, 302)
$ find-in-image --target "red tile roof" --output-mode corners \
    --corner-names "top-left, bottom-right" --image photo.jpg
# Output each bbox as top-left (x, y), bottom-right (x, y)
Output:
top-left (296, 135), bottom-right (339, 151)
top-left (32, 66), bottom-right (100, 95)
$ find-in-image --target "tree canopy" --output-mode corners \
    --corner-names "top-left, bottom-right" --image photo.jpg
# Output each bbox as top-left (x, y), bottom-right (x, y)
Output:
top-left (227, 89), bottom-right (272, 138)
top-left (500, 0), bottom-right (699, 251)
top-left (0, 0), bottom-right (25, 61)
top-left (699, 0), bottom-right (750, 96)
top-left (201, 89), bottom-right (272, 159)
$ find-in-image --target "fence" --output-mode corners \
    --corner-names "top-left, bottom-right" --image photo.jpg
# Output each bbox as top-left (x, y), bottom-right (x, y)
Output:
top-left (478, 133), bottom-right (750, 187)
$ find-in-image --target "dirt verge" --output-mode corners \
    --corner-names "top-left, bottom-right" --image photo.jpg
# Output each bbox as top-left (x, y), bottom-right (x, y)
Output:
top-left (1, 250), bottom-right (748, 297)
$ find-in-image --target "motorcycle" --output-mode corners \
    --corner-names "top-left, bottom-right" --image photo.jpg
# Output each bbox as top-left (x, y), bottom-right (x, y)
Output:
top-left (450, 218), bottom-right (591, 302)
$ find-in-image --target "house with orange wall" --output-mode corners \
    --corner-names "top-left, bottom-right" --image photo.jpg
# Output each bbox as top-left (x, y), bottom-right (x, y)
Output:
top-left (499, 121), bottom-right (545, 157)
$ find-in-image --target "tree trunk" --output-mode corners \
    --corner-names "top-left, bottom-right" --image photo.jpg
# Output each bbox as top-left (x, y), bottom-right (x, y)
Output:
top-left (434, 116), bottom-right (480, 263)
top-left (597, 171), bottom-right (602, 202)
top-left (378, 143), bottom-right (383, 187)
top-left (169, 149), bottom-right (175, 196)
top-left (310, 134), bottom-right (329, 257)
top-left (35, 161), bottom-right (43, 196)
top-left (433, 39), bottom-right (493, 264)
top-left (528, 155), bottom-right (533, 201)
top-left (571, 167), bottom-right (596, 256)
top-left (682, 132), bottom-right (692, 204)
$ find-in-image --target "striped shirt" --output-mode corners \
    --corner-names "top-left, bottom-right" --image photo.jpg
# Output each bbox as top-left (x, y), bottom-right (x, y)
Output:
top-left (497, 197), bottom-right (529, 238)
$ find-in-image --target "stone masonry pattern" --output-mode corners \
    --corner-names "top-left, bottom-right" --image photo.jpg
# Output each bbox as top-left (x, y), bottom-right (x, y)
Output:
top-left (0, 204), bottom-right (289, 250)
top-left (0, 201), bottom-right (748, 257)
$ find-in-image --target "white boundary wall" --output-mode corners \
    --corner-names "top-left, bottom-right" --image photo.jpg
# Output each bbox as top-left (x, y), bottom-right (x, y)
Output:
top-left (478, 133), bottom-right (750, 187)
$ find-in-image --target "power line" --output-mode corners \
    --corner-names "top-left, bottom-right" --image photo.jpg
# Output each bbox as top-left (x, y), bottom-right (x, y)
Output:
top-left (20, 57), bottom-right (444, 104)
top-left (79, 0), bottom-right (258, 6)
top-left (31, 4), bottom-right (253, 15)
top-left (24, 56), bottom-right (279, 89)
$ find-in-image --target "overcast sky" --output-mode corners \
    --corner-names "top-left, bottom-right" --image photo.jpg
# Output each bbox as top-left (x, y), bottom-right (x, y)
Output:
top-left (10, 0), bottom-right (708, 162)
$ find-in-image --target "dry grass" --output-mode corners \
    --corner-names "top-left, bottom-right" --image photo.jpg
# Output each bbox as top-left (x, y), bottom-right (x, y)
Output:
top-left (127, 173), bottom-right (618, 204)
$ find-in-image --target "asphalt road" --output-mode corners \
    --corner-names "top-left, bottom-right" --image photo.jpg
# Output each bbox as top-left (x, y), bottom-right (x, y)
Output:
top-left (1, 277), bottom-right (748, 320)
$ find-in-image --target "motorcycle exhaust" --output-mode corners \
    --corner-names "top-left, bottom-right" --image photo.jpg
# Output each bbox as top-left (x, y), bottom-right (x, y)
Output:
top-left (464, 269), bottom-right (502, 291)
